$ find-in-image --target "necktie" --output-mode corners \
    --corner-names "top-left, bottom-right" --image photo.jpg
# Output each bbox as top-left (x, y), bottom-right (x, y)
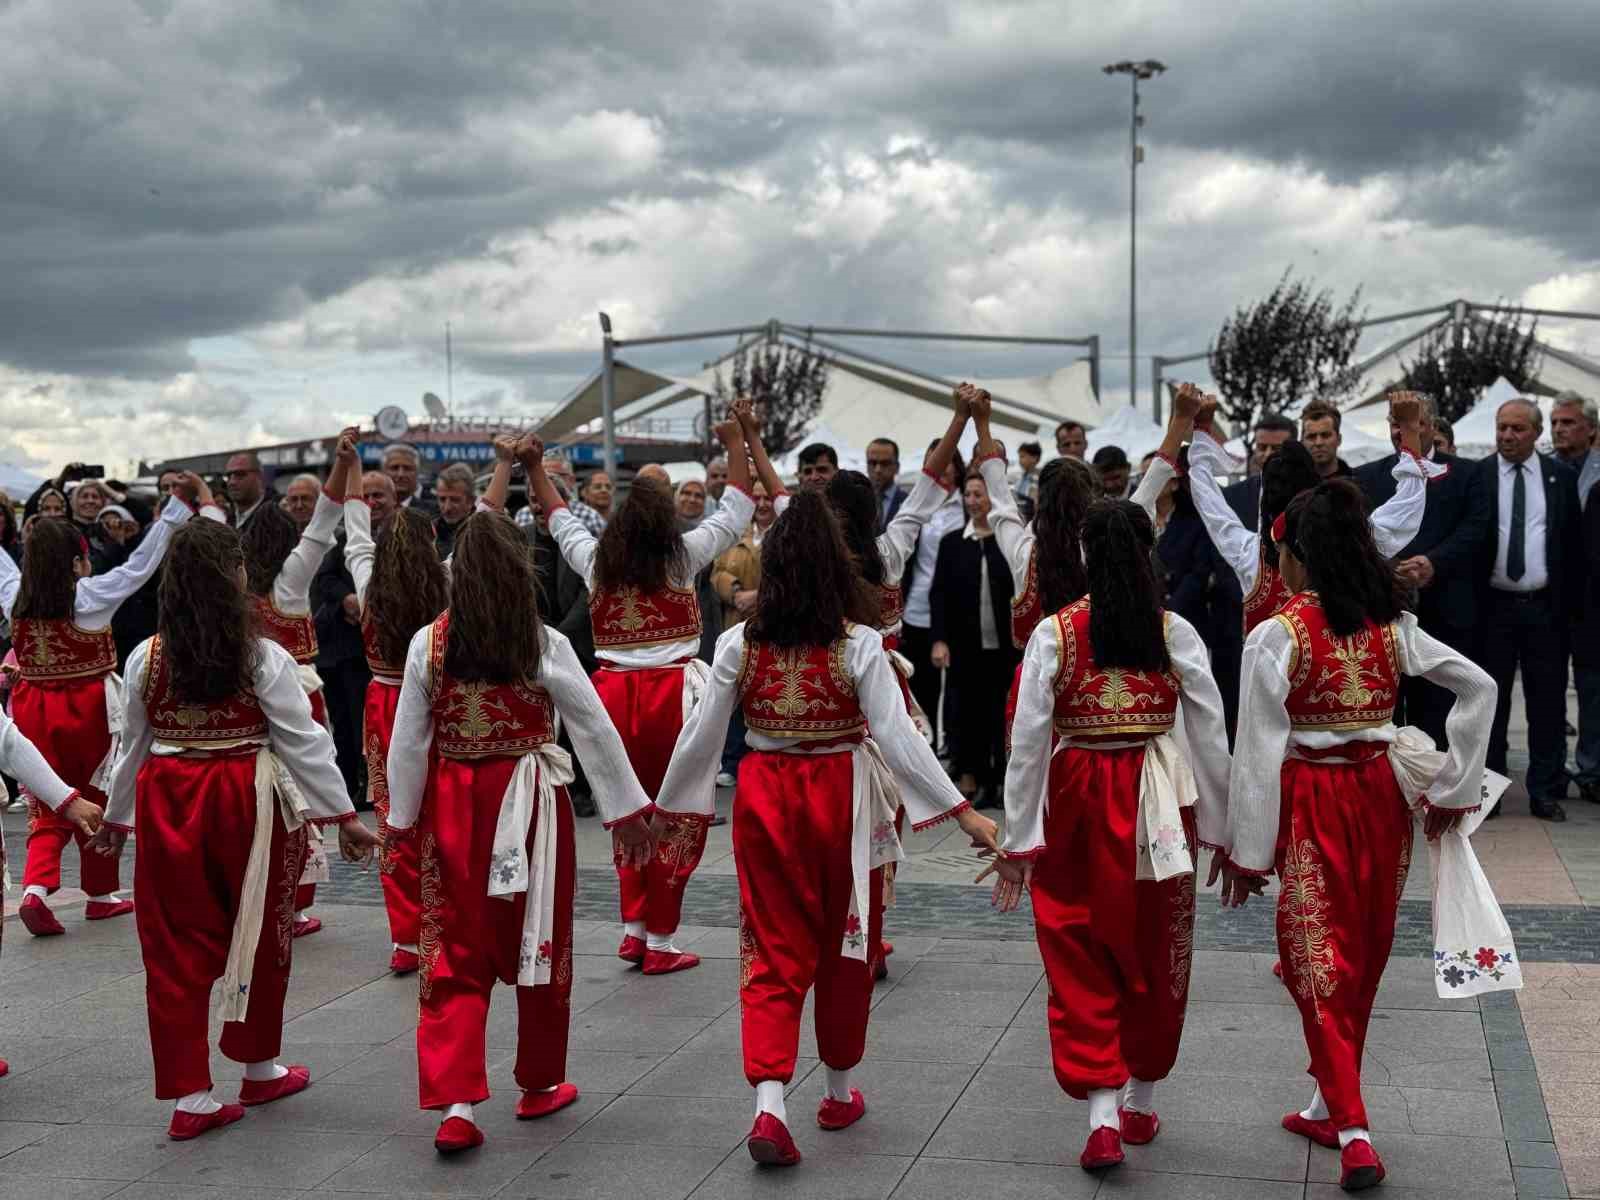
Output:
top-left (1507, 463), bottom-right (1526, 583)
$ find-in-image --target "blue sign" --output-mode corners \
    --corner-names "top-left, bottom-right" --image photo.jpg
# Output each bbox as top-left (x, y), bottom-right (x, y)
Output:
top-left (358, 442), bottom-right (499, 466)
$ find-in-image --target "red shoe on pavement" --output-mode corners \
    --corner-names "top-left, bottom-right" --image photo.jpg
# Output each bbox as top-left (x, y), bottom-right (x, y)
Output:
top-left (747, 1112), bottom-right (802, 1166)
top-left (84, 898), bottom-right (135, 921)
top-left (168, 1104), bottom-right (245, 1141)
top-left (1282, 1111), bottom-right (1340, 1148)
top-left (517, 1082), bottom-right (579, 1119)
top-left (19, 895), bottom-right (63, 937)
top-left (0, 1058), bottom-right (9, 1078)
top-left (1118, 1107), bottom-right (1160, 1145)
top-left (881, 940), bottom-right (894, 958)
top-left (292, 917), bottom-right (322, 939)
top-left (817, 1088), bottom-right (866, 1131)
top-left (390, 948), bottom-right (419, 975)
top-left (239, 1064), bottom-right (311, 1107)
top-left (617, 934), bottom-right (646, 964)
top-left (1079, 1125), bottom-right (1125, 1171)
top-left (434, 1116), bottom-right (483, 1154)
top-left (1272, 959), bottom-right (1285, 980)
top-left (1339, 1139), bottom-right (1386, 1191)
top-left (642, 948), bottom-right (700, 975)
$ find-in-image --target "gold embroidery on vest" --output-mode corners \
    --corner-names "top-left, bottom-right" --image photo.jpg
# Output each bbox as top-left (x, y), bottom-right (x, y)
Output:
top-left (437, 681), bottom-right (525, 741)
top-left (1307, 628), bottom-right (1392, 711)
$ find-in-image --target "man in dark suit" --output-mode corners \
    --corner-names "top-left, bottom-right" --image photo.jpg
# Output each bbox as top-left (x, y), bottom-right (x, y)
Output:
top-left (1355, 393), bottom-right (1490, 750)
top-left (865, 438), bottom-right (908, 533)
top-left (1477, 398), bottom-right (1586, 821)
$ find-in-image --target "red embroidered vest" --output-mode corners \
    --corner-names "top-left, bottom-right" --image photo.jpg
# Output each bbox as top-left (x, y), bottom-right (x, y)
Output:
top-left (252, 596), bottom-right (319, 665)
top-left (1009, 547), bottom-right (1045, 650)
top-left (1272, 593), bottom-right (1400, 733)
top-left (1242, 550), bottom-right (1294, 634)
top-left (141, 634), bottom-right (269, 747)
top-left (736, 635), bottom-right (867, 744)
top-left (10, 617), bottom-right (117, 683)
top-left (425, 613), bottom-right (556, 759)
top-left (589, 582), bottom-right (701, 652)
top-left (360, 608), bottom-right (406, 683)
top-left (1049, 600), bottom-right (1180, 740)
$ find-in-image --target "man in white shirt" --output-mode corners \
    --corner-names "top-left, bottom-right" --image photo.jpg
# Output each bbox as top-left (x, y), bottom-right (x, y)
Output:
top-left (223, 451), bottom-right (266, 529)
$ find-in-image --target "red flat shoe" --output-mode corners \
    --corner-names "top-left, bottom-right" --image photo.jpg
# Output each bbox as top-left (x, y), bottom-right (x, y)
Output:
top-left (84, 898), bottom-right (135, 921)
top-left (1339, 1139), bottom-right (1386, 1191)
top-left (617, 934), bottom-right (646, 964)
top-left (1080, 1125), bottom-right (1124, 1171)
top-left (747, 1112), bottom-right (801, 1166)
top-left (19, 895), bottom-right (64, 937)
top-left (0, 1058), bottom-right (9, 1078)
top-left (434, 1115), bottom-right (483, 1155)
top-left (292, 917), bottom-right (322, 939)
top-left (1282, 1111), bottom-right (1340, 1149)
top-left (642, 948), bottom-right (700, 975)
top-left (817, 1087), bottom-right (866, 1131)
top-left (168, 1103), bottom-right (245, 1141)
top-left (390, 948), bottom-right (419, 975)
top-left (881, 940), bottom-right (894, 958)
top-left (239, 1064), bottom-right (311, 1107)
top-left (1272, 959), bottom-right (1284, 980)
top-left (517, 1082), bottom-right (579, 1119)
top-left (1118, 1106), bottom-right (1160, 1145)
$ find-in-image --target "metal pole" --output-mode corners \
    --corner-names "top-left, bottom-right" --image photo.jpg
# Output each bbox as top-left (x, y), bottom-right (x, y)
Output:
top-left (1087, 334), bottom-right (1101, 400)
top-left (1151, 355), bottom-right (1164, 422)
top-left (1129, 72), bottom-right (1138, 413)
top-left (446, 321), bottom-right (453, 420)
top-left (599, 313), bottom-right (617, 476)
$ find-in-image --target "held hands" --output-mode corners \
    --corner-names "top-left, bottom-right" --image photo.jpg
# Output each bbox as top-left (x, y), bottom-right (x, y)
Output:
top-left (61, 793), bottom-right (104, 838)
top-left (89, 825), bottom-right (128, 859)
top-left (955, 806), bottom-right (999, 855)
top-left (612, 812), bottom-right (657, 869)
top-left (952, 382), bottom-right (976, 422)
top-left (1193, 393), bottom-right (1220, 435)
top-left (1212, 852), bottom-right (1266, 908)
top-left (493, 434), bottom-right (519, 462)
top-left (977, 855), bottom-right (1032, 913)
top-left (1397, 555), bottom-right (1436, 588)
top-left (1172, 382), bottom-right (1203, 424)
top-left (516, 434), bottom-right (546, 471)
top-left (338, 817), bottom-right (380, 865)
top-left (175, 471), bottom-right (212, 508)
top-left (731, 395), bottom-right (759, 433)
top-left (1424, 805), bottom-right (1467, 840)
top-left (335, 426), bottom-right (361, 466)
top-left (930, 641), bottom-right (951, 670)
top-left (712, 416), bottom-right (744, 449)
top-left (1388, 391), bottom-right (1423, 430)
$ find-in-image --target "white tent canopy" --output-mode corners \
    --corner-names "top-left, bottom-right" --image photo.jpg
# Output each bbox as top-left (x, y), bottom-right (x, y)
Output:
top-left (1086, 404), bottom-right (1164, 462)
top-left (1449, 377), bottom-right (1555, 459)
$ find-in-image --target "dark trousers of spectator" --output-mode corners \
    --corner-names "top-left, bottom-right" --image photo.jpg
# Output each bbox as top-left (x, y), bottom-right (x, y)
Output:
top-left (1212, 636), bottom-right (1243, 747)
top-left (1400, 621), bottom-right (1477, 752)
top-left (1483, 589), bottom-right (1569, 803)
top-left (321, 658), bottom-right (371, 806)
top-left (722, 705), bottom-right (749, 778)
top-left (947, 649), bottom-right (1015, 795)
top-left (1573, 657), bottom-right (1600, 791)
top-left (898, 624), bottom-right (945, 754)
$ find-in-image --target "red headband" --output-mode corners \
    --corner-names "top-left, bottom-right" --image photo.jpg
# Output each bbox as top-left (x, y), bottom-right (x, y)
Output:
top-left (1270, 512), bottom-right (1287, 544)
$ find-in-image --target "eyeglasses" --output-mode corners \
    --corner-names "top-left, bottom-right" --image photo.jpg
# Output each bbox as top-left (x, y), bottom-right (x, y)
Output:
top-left (224, 469), bottom-right (259, 479)
top-left (866, 457), bottom-right (896, 468)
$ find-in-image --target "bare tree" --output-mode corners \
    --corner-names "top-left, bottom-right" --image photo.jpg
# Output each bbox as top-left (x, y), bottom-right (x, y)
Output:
top-left (1208, 271), bottom-right (1365, 433)
top-left (1402, 307), bottom-right (1544, 422)
top-left (712, 335), bottom-right (830, 457)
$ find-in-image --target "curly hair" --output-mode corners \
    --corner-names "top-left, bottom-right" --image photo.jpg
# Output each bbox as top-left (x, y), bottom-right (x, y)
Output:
top-left (14, 518), bottom-right (87, 621)
top-left (241, 502), bottom-right (301, 596)
top-left (825, 470), bottom-right (886, 586)
top-left (1083, 501), bottom-right (1170, 672)
top-left (444, 512), bottom-right (543, 684)
top-left (746, 489), bottom-right (877, 647)
top-left (593, 476), bottom-right (685, 594)
top-left (1033, 456), bottom-right (1095, 612)
top-left (368, 506), bottom-right (448, 665)
top-left (1282, 480), bottom-right (1405, 637)
top-left (1259, 441), bottom-right (1320, 570)
top-left (158, 518), bottom-right (259, 702)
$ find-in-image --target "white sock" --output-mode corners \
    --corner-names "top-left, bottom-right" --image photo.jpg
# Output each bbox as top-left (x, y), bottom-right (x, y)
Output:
top-left (755, 1080), bottom-right (787, 1122)
top-left (1301, 1086), bottom-right (1330, 1122)
top-left (825, 1068), bottom-right (853, 1103)
top-left (1338, 1127), bottom-right (1371, 1147)
top-left (445, 1102), bottom-right (474, 1122)
top-left (646, 931), bottom-right (680, 953)
top-left (624, 920), bottom-right (645, 940)
top-left (1123, 1077), bottom-right (1156, 1114)
top-left (176, 1088), bottom-right (222, 1115)
top-left (395, 942), bottom-right (419, 955)
top-left (295, 912), bottom-right (313, 925)
top-left (243, 1060), bottom-right (288, 1083)
top-left (87, 892), bottom-right (118, 904)
top-left (1088, 1087), bottom-right (1119, 1131)
top-left (22, 885), bottom-right (46, 902)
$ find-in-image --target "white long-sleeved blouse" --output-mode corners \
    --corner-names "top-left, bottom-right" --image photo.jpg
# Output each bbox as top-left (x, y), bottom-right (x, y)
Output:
top-left (103, 637), bottom-right (357, 831)
top-left (383, 624), bottom-right (651, 832)
top-left (1001, 609), bottom-right (1231, 857)
top-left (0, 709), bottom-right (77, 813)
top-left (1223, 609), bottom-right (1496, 874)
top-left (548, 486), bottom-right (755, 668)
top-left (654, 622), bottom-right (970, 828)
top-left (1186, 431), bottom-right (1430, 596)
top-left (345, 498), bottom-right (374, 605)
top-left (269, 490), bottom-right (343, 615)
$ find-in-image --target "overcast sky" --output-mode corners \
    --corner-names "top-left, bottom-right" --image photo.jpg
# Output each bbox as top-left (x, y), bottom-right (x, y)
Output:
top-left (3, 0), bottom-right (1598, 476)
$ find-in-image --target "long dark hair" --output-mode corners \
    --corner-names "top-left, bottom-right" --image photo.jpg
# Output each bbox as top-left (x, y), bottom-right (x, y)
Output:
top-left (14, 518), bottom-right (85, 620)
top-left (746, 489), bottom-right (877, 647)
top-left (1282, 480), bottom-right (1405, 637)
top-left (825, 470), bottom-right (886, 586)
top-left (368, 507), bottom-right (448, 664)
top-left (1082, 501), bottom-right (1170, 672)
top-left (242, 502), bottom-right (300, 596)
top-left (444, 512), bottom-right (543, 683)
top-left (593, 476), bottom-right (685, 593)
top-left (1033, 457), bottom-right (1095, 611)
top-left (159, 519), bottom-right (258, 702)
top-left (1260, 441), bottom-right (1319, 570)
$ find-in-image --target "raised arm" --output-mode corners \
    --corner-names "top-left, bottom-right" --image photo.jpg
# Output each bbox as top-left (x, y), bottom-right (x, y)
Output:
top-left (345, 496), bottom-right (375, 606)
top-left (538, 629), bottom-right (653, 828)
top-left (522, 436), bottom-right (599, 587)
top-left (74, 474), bottom-right (216, 628)
top-left (681, 418), bottom-right (755, 573)
top-left (1168, 613), bottom-right (1231, 849)
top-left (383, 626), bottom-right (436, 831)
top-left (971, 390), bottom-right (1034, 580)
top-left (1186, 402), bottom-right (1260, 594)
top-left (272, 489), bottom-right (343, 611)
top-left (1130, 383), bottom-right (1200, 522)
top-left (733, 396), bottom-right (787, 502)
top-left (479, 435), bottom-right (516, 513)
top-left (880, 471), bottom-right (955, 581)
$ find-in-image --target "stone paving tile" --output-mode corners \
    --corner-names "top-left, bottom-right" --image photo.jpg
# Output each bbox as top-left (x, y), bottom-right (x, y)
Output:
top-left (565, 1095), bottom-right (752, 1151)
top-left (1099, 1173), bottom-right (1306, 1199)
top-left (0, 1120), bottom-right (203, 1181)
top-left (316, 1129), bottom-right (553, 1196)
top-left (145, 1127), bottom-right (386, 1189)
top-left (1305, 1132), bottom-right (1516, 1194)
top-left (691, 1147), bottom-right (914, 1199)
top-left (892, 1157), bottom-right (1099, 1199)
top-left (501, 1141), bottom-right (732, 1200)
top-left (0, 1182), bottom-right (123, 1200)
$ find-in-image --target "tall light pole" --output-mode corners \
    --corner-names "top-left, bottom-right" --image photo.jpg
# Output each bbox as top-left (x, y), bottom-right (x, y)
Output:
top-left (1102, 59), bottom-right (1165, 415)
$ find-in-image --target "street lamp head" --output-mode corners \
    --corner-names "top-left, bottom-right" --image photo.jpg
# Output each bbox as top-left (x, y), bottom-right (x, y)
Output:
top-left (1103, 59), bottom-right (1168, 79)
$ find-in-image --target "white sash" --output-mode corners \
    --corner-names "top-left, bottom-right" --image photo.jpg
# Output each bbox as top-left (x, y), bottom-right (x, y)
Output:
top-left (218, 750), bottom-right (309, 1024)
top-left (844, 738), bottom-right (904, 961)
top-left (681, 658), bottom-right (710, 723)
top-left (1054, 733), bottom-right (1195, 882)
top-left (88, 670), bottom-right (126, 793)
top-left (486, 742), bottom-right (575, 988)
